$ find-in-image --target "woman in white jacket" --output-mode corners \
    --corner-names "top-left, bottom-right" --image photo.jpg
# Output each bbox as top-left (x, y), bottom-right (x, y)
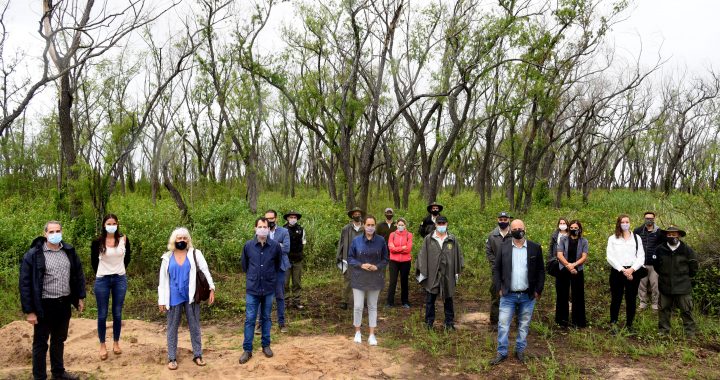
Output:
top-left (158, 227), bottom-right (215, 370)
top-left (606, 215), bottom-right (645, 333)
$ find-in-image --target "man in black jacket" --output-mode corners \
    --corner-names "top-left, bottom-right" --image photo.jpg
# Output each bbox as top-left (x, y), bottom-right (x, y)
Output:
top-left (20, 221), bottom-right (86, 380)
top-left (490, 219), bottom-right (544, 365)
top-left (634, 211), bottom-right (662, 310)
top-left (419, 202), bottom-right (443, 238)
top-left (485, 211), bottom-right (512, 328)
top-left (283, 210), bottom-right (306, 309)
top-left (651, 225), bottom-right (698, 337)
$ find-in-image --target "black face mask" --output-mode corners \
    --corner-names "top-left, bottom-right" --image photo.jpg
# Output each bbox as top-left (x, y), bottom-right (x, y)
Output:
top-left (268, 221), bottom-right (276, 229)
top-left (645, 218), bottom-right (654, 226)
top-left (352, 215), bottom-right (362, 222)
top-left (385, 214), bottom-right (393, 220)
top-left (175, 241), bottom-right (188, 250)
top-left (498, 222), bottom-right (509, 230)
top-left (570, 229), bottom-right (580, 237)
top-left (430, 210), bottom-right (440, 216)
top-left (667, 237), bottom-right (679, 245)
top-left (511, 229), bottom-right (525, 240)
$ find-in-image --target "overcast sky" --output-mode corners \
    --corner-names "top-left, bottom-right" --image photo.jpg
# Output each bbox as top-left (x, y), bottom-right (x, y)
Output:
top-left (3, 0), bottom-right (719, 119)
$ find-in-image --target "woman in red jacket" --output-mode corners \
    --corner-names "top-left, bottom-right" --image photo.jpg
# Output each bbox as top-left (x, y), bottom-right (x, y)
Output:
top-left (386, 218), bottom-right (413, 308)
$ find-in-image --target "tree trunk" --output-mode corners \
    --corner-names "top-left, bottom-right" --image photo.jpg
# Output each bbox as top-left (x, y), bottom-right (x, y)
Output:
top-left (58, 72), bottom-right (81, 217)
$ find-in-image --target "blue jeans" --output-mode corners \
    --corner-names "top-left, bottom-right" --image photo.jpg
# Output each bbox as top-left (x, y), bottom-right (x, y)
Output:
top-left (244, 293), bottom-right (274, 352)
top-left (497, 292), bottom-right (536, 356)
top-left (275, 271), bottom-right (286, 326)
top-left (94, 274), bottom-right (128, 343)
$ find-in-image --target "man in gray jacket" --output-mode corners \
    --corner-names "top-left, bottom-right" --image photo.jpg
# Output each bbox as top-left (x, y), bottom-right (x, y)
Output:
top-left (416, 216), bottom-right (464, 330)
top-left (336, 207), bottom-right (365, 309)
top-left (485, 211), bottom-right (512, 328)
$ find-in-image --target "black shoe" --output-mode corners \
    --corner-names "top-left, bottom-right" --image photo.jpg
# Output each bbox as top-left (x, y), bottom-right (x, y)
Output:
top-left (51, 372), bottom-right (80, 380)
top-left (425, 323), bottom-right (434, 331)
top-left (385, 303), bottom-right (394, 308)
top-left (239, 351), bottom-right (252, 364)
top-left (262, 346), bottom-right (274, 358)
top-left (402, 303), bottom-right (411, 309)
top-left (515, 351), bottom-right (526, 364)
top-left (339, 302), bottom-right (348, 310)
top-left (444, 324), bottom-right (456, 332)
top-left (489, 353), bottom-right (507, 366)
top-left (625, 326), bottom-right (636, 336)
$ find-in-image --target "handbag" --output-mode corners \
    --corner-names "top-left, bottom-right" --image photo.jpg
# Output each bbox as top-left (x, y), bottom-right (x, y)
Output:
top-left (192, 249), bottom-right (212, 302)
top-left (546, 257), bottom-right (561, 277)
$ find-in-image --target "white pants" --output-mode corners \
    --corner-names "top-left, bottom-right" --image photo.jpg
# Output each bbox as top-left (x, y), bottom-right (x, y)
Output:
top-left (353, 289), bottom-right (380, 328)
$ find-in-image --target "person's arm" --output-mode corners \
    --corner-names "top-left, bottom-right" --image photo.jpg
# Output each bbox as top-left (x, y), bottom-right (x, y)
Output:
top-left (281, 229), bottom-right (290, 256)
top-left (241, 245), bottom-right (249, 273)
top-left (19, 251), bottom-right (34, 315)
top-left (535, 245), bottom-right (545, 297)
top-left (485, 234), bottom-right (494, 264)
top-left (90, 239), bottom-right (100, 274)
top-left (347, 239), bottom-right (362, 268)
top-left (336, 227), bottom-right (346, 262)
top-left (456, 240), bottom-right (464, 275)
top-left (158, 257), bottom-right (168, 311)
top-left (631, 235), bottom-right (645, 271)
top-left (124, 236), bottom-right (131, 269)
top-left (376, 244), bottom-right (389, 271)
top-left (274, 245), bottom-right (282, 272)
top-left (388, 232), bottom-right (399, 253)
top-left (687, 245), bottom-right (699, 278)
top-left (493, 245), bottom-right (503, 294)
top-left (606, 236), bottom-right (623, 271)
top-left (574, 238), bottom-right (589, 266)
top-left (302, 229), bottom-right (307, 245)
top-left (415, 238), bottom-right (427, 281)
top-left (73, 250), bottom-right (87, 301)
top-left (405, 233), bottom-right (414, 255)
top-left (556, 237), bottom-right (569, 266)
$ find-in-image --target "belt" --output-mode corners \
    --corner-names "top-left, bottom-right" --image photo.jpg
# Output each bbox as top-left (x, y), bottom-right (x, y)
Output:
top-left (42, 296), bottom-right (70, 303)
top-left (509, 290), bottom-right (527, 294)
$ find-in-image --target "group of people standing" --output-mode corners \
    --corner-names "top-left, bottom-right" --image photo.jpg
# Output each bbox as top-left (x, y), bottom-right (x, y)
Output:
top-left (18, 205), bottom-right (699, 378)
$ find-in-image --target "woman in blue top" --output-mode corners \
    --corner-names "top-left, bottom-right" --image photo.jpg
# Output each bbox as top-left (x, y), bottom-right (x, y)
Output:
top-left (348, 215), bottom-right (389, 346)
top-left (158, 228), bottom-right (215, 370)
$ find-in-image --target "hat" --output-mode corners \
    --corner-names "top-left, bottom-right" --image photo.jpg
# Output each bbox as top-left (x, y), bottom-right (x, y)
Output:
top-left (384, 207), bottom-right (394, 213)
top-left (283, 210), bottom-right (302, 220)
top-left (497, 211), bottom-right (512, 218)
top-left (662, 225), bottom-right (686, 237)
top-left (347, 207), bottom-right (365, 219)
top-left (426, 202), bottom-right (444, 213)
top-left (435, 215), bottom-right (448, 224)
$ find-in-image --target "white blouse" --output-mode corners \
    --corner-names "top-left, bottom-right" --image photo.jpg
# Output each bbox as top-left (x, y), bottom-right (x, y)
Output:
top-left (605, 233), bottom-right (645, 272)
top-left (96, 236), bottom-right (127, 277)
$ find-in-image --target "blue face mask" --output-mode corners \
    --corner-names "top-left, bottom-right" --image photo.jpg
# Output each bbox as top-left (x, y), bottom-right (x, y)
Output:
top-left (105, 225), bottom-right (118, 234)
top-left (48, 232), bottom-right (62, 245)
top-left (436, 226), bottom-right (447, 233)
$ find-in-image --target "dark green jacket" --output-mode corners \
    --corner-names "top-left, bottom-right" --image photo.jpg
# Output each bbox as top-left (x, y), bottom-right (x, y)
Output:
top-left (652, 241), bottom-right (698, 295)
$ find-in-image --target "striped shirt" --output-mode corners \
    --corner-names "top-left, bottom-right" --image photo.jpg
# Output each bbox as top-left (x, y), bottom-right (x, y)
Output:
top-left (42, 243), bottom-right (71, 299)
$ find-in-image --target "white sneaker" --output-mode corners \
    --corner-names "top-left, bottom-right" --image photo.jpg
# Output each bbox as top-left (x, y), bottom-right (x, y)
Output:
top-left (651, 304), bottom-right (659, 310)
top-left (639, 302), bottom-right (648, 310)
top-left (368, 334), bottom-right (377, 346)
top-left (353, 331), bottom-right (362, 343)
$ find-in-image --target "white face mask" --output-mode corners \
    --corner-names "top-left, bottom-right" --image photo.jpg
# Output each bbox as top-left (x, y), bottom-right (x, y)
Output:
top-left (105, 225), bottom-right (118, 234)
top-left (256, 227), bottom-right (270, 237)
top-left (558, 224), bottom-right (567, 231)
top-left (396, 225), bottom-right (405, 232)
top-left (287, 218), bottom-right (297, 225)
top-left (621, 223), bottom-right (630, 231)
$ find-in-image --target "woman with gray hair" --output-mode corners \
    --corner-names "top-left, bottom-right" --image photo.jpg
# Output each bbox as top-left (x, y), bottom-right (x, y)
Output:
top-left (158, 227), bottom-right (215, 370)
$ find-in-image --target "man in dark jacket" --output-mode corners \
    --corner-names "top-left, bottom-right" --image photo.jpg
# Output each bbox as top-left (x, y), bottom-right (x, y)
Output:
top-left (375, 207), bottom-right (397, 243)
top-left (490, 219), bottom-right (544, 365)
top-left (419, 202), bottom-right (443, 238)
top-left (485, 211), bottom-right (512, 327)
top-left (651, 225), bottom-right (698, 337)
top-left (20, 220), bottom-right (85, 380)
top-left (634, 211), bottom-right (662, 310)
top-left (336, 207), bottom-right (365, 309)
top-left (283, 210), bottom-right (306, 309)
top-left (416, 216), bottom-right (464, 330)
top-left (240, 217), bottom-right (282, 365)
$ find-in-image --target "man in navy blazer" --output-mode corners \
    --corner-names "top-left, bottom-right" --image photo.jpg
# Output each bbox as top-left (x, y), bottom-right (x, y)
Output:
top-left (490, 219), bottom-right (545, 365)
top-left (265, 210), bottom-right (291, 333)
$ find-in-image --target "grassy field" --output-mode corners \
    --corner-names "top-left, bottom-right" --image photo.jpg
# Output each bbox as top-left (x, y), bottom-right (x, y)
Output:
top-left (1, 187), bottom-right (718, 378)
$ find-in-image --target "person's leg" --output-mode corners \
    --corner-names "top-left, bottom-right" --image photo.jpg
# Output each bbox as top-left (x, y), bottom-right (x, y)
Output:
top-left (387, 261), bottom-right (399, 305)
top-left (625, 276), bottom-right (640, 328)
top-left (94, 276), bottom-right (110, 344)
top-left (424, 291), bottom-right (437, 326)
top-left (285, 267), bottom-right (293, 304)
top-left (571, 271), bottom-right (587, 328)
top-left (609, 270), bottom-right (624, 324)
top-left (353, 289), bottom-right (365, 328)
top-left (658, 292), bottom-right (673, 334)
top-left (48, 300), bottom-right (71, 377)
top-left (490, 280), bottom-right (500, 325)
top-left (637, 271), bottom-right (649, 308)
top-left (32, 307), bottom-right (52, 380)
top-left (243, 294), bottom-right (260, 352)
top-left (647, 266), bottom-right (660, 309)
top-left (367, 289), bottom-right (380, 329)
top-left (293, 261), bottom-right (303, 305)
top-left (677, 294), bottom-right (696, 336)
top-left (443, 296), bottom-right (455, 326)
top-left (343, 270), bottom-right (353, 306)
top-left (166, 303), bottom-right (183, 361)
top-left (399, 261), bottom-right (411, 305)
top-left (555, 271), bottom-right (570, 326)
top-left (261, 293), bottom-right (274, 348)
top-left (276, 272), bottom-right (286, 327)
top-left (515, 293), bottom-right (537, 353)
top-left (185, 302), bottom-right (203, 358)
top-left (497, 294), bottom-right (516, 357)
top-left (111, 275), bottom-right (128, 344)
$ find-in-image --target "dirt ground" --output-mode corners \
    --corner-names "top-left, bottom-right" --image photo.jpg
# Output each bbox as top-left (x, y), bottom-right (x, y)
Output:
top-left (0, 318), bottom-right (421, 379)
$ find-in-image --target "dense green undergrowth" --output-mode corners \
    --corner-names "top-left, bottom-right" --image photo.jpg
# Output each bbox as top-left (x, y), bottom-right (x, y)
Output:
top-left (1, 186), bottom-right (719, 377)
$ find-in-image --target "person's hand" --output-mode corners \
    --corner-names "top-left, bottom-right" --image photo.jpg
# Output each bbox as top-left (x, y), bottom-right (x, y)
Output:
top-left (402, 245), bottom-right (407, 250)
top-left (534, 292), bottom-right (541, 301)
top-left (26, 312), bottom-right (37, 325)
top-left (159, 305), bottom-right (167, 313)
top-left (570, 268), bottom-right (578, 275)
top-left (369, 264), bottom-right (378, 271)
top-left (361, 263), bottom-right (370, 271)
top-left (208, 290), bottom-right (215, 305)
top-left (78, 299), bottom-right (85, 313)
top-left (567, 263), bottom-right (576, 270)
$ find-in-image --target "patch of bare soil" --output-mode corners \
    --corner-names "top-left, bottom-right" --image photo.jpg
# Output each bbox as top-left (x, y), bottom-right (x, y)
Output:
top-left (0, 318), bottom-right (420, 379)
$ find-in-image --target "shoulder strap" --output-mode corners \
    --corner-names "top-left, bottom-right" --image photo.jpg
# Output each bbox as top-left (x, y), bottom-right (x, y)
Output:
top-left (192, 248), bottom-right (199, 270)
top-left (633, 233), bottom-right (638, 256)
